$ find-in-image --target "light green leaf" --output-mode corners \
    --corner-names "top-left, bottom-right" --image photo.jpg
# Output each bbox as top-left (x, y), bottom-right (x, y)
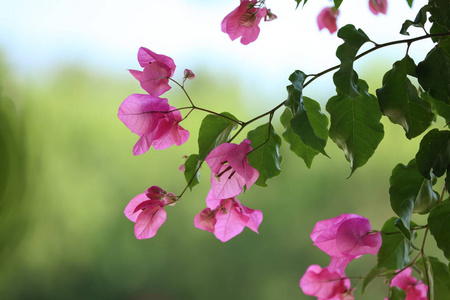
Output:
top-left (377, 217), bottom-right (411, 270)
top-left (183, 154), bottom-right (201, 191)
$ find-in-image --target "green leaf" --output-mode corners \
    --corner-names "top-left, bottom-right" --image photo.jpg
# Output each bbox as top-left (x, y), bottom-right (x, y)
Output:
top-left (389, 287), bottom-right (407, 300)
top-left (362, 267), bottom-right (393, 293)
top-left (285, 70), bottom-right (306, 114)
top-left (377, 217), bottom-right (411, 270)
top-left (333, 0), bottom-right (343, 9)
top-left (295, 0), bottom-right (307, 8)
top-left (428, 0), bottom-right (450, 30)
top-left (428, 199), bottom-right (450, 260)
top-left (406, 0), bottom-right (414, 8)
top-left (423, 91), bottom-right (450, 123)
top-left (333, 25), bottom-right (370, 98)
top-left (400, 5), bottom-right (429, 35)
top-left (417, 38), bottom-right (450, 105)
top-left (280, 108), bottom-right (319, 168)
top-left (415, 129), bottom-right (450, 179)
top-left (326, 79), bottom-right (384, 175)
top-left (183, 154), bottom-right (201, 191)
top-left (417, 256), bottom-right (450, 300)
top-left (247, 123), bottom-right (283, 187)
top-left (376, 55), bottom-right (434, 139)
top-left (290, 97), bottom-right (329, 157)
top-left (198, 112), bottom-right (238, 160)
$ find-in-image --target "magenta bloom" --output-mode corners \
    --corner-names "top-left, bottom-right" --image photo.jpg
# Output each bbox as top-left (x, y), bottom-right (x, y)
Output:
top-left (369, 0), bottom-right (387, 15)
top-left (221, 1), bottom-right (268, 45)
top-left (124, 186), bottom-right (176, 239)
top-left (300, 265), bottom-right (353, 300)
top-left (118, 94), bottom-right (189, 155)
top-left (194, 190), bottom-right (263, 242)
top-left (317, 7), bottom-right (339, 34)
top-left (205, 139), bottom-right (259, 199)
top-left (310, 214), bottom-right (382, 273)
top-left (388, 268), bottom-right (427, 300)
top-left (129, 47), bottom-right (176, 97)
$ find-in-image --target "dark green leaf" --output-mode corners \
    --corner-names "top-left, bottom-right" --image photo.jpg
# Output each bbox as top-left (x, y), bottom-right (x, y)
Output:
top-left (423, 91), bottom-right (450, 123)
top-left (406, 0), bottom-right (413, 8)
top-left (377, 217), bottom-right (411, 270)
top-left (428, 0), bottom-right (450, 30)
top-left (415, 129), bottom-right (450, 179)
top-left (326, 79), bottom-right (384, 175)
top-left (198, 112), bottom-right (238, 160)
top-left (389, 287), bottom-right (407, 300)
top-left (290, 97), bottom-right (329, 157)
top-left (183, 154), bottom-right (201, 191)
top-left (394, 218), bottom-right (411, 240)
top-left (417, 38), bottom-right (450, 105)
top-left (428, 199), bottom-right (450, 260)
top-left (333, 25), bottom-right (370, 98)
top-left (333, 0), bottom-right (343, 9)
top-left (280, 108), bottom-right (319, 168)
top-left (286, 70), bottom-right (306, 113)
top-left (417, 256), bottom-right (450, 300)
top-left (377, 55), bottom-right (434, 139)
top-left (247, 123), bottom-right (283, 187)
top-left (295, 0), bottom-right (307, 8)
top-left (400, 5), bottom-right (429, 35)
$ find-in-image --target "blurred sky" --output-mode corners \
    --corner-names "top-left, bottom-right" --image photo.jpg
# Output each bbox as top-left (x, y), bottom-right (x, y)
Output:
top-left (0, 0), bottom-right (430, 98)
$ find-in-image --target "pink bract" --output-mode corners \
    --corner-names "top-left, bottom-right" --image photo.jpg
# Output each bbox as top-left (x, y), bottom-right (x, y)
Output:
top-left (300, 265), bottom-right (353, 300)
top-left (129, 47), bottom-right (176, 97)
top-left (317, 7), bottom-right (339, 34)
top-left (206, 139), bottom-right (259, 199)
top-left (118, 94), bottom-right (189, 155)
top-left (221, 0), bottom-right (268, 45)
top-left (389, 268), bottom-right (428, 300)
top-left (311, 214), bottom-right (382, 273)
top-left (369, 0), bottom-right (387, 15)
top-left (194, 190), bottom-right (263, 242)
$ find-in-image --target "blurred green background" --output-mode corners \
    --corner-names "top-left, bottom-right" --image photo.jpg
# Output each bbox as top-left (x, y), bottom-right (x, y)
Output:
top-left (0, 53), bottom-right (445, 300)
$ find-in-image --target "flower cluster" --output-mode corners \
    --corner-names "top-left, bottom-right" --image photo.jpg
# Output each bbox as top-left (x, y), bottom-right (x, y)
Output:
top-left (300, 214), bottom-right (382, 299)
top-left (386, 268), bottom-right (428, 300)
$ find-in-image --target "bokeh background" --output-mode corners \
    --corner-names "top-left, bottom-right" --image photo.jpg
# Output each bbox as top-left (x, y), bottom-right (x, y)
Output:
top-left (0, 0), bottom-right (444, 299)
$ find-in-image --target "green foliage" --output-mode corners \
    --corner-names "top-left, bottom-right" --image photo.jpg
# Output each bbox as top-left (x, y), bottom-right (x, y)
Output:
top-left (326, 79), bottom-right (384, 175)
top-left (280, 108), bottom-right (319, 168)
top-left (428, 0), bottom-right (450, 30)
top-left (428, 199), bottom-right (450, 260)
top-left (377, 55), bottom-right (434, 139)
top-left (198, 112), bottom-right (238, 160)
top-left (417, 256), bottom-right (450, 300)
top-left (424, 91), bottom-right (450, 123)
top-left (285, 70), bottom-right (306, 114)
top-left (400, 5), bottom-right (429, 35)
top-left (389, 287), bottom-right (407, 300)
top-left (378, 218), bottom-right (411, 270)
top-left (333, 0), bottom-right (343, 9)
top-left (362, 267), bottom-right (392, 293)
top-left (417, 37), bottom-right (450, 105)
top-left (333, 25), bottom-right (370, 98)
top-left (294, 0), bottom-right (307, 8)
top-left (247, 123), bottom-right (283, 187)
top-left (183, 154), bottom-right (201, 190)
top-left (415, 129), bottom-right (450, 180)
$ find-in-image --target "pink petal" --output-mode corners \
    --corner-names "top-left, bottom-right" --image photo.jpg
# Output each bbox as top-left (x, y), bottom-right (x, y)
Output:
top-left (134, 206), bottom-right (167, 239)
top-left (205, 189), bottom-right (223, 210)
top-left (137, 47), bottom-right (176, 75)
top-left (194, 208), bottom-right (217, 233)
top-left (210, 166), bottom-right (246, 199)
top-left (328, 256), bottom-right (357, 274)
top-left (214, 199), bottom-right (250, 242)
top-left (317, 7), bottom-right (339, 34)
top-left (128, 69), bottom-right (142, 81)
top-left (206, 143), bottom-right (238, 174)
top-left (300, 265), bottom-right (351, 299)
top-left (140, 62), bottom-right (172, 97)
top-left (239, 202), bottom-right (263, 233)
top-left (124, 193), bottom-right (148, 222)
top-left (146, 186), bottom-right (166, 200)
top-left (369, 0), bottom-right (387, 15)
top-left (336, 218), bottom-right (382, 257)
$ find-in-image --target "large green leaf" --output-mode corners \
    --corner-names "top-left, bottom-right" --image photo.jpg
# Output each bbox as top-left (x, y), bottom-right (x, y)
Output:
top-left (428, 199), bottom-right (450, 260)
top-left (280, 108), bottom-right (319, 168)
top-left (326, 79), bottom-right (384, 175)
top-left (362, 267), bottom-right (393, 293)
top-left (333, 25), bottom-right (370, 98)
top-left (417, 38), bottom-right (450, 105)
top-left (247, 123), bottom-right (282, 187)
top-left (415, 129), bottom-right (450, 179)
top-left (428, 0), bottom-right (450, 30)
top-left (376, 55), bottom-right (434, 139)
top-left (198, 112), bottom-right (238, 160)
top-left (290, 97), bottom-right (329, 157)
top-left (400, 5), bottom-right (429, 35)
top-left (183, 154), bottom-right (201, 191)
top-left (417, 256), bottom-right (450, 300)
top-left (285, 70), bottom-right (306, 114)
top-left (423, 91), bottom-right (450, 123)
top-left (377, 217), bottom-right (411, 270)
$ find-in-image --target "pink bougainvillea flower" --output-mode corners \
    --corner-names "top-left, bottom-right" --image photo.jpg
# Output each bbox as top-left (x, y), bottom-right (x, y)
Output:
top-left (388, 268), bottom-right (428, 300)
top-left (194, 190), bottom-right (263, 242)
top-left (183, 69), bottom-right (195, 80)
top-left (124, 186), bottom-right (177, 239)
top-left (221, 0), bottom-right (268, 45)
top-left (118, 94), bottom-right (189, 155)
top-left (264, 9), bottom-right (277, 22)
top-left (310, 214), bottom-right (382, 273)
top-left (300, 265), bottom-right (353, 300)
top-left (369, 0), bottom-right (387, 15)
top-left (205, 139), bottom-right (259, 199)
top-left (129, 47), bottom-right (176, 97)
top-left (317, 7), bottom-right (340, 34)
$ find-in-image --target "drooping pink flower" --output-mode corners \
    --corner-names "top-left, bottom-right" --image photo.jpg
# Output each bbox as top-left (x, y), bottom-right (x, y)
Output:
top-left (221, 1), bottom-right (268, 45)
top-left (317, 7), bottom-right (339, 34)
top-left (124, 186), bottom-right (177, 239)
top-left (389, 268), bottom-right (428, 300)
top-left (194, 190), bottom-right (263, 242)
top-left (369, 0), bottom-right (387, 15)
top-left (129, 47), bottom-right (176, 97)
top-left (205, 139), bottom-right (259, 199)
top-left (300, 265), bottom-right (353, 300)
top-left (118, 94), bottom-right (189, 155)
top-left (310, 214), bottom-right (382, 273)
